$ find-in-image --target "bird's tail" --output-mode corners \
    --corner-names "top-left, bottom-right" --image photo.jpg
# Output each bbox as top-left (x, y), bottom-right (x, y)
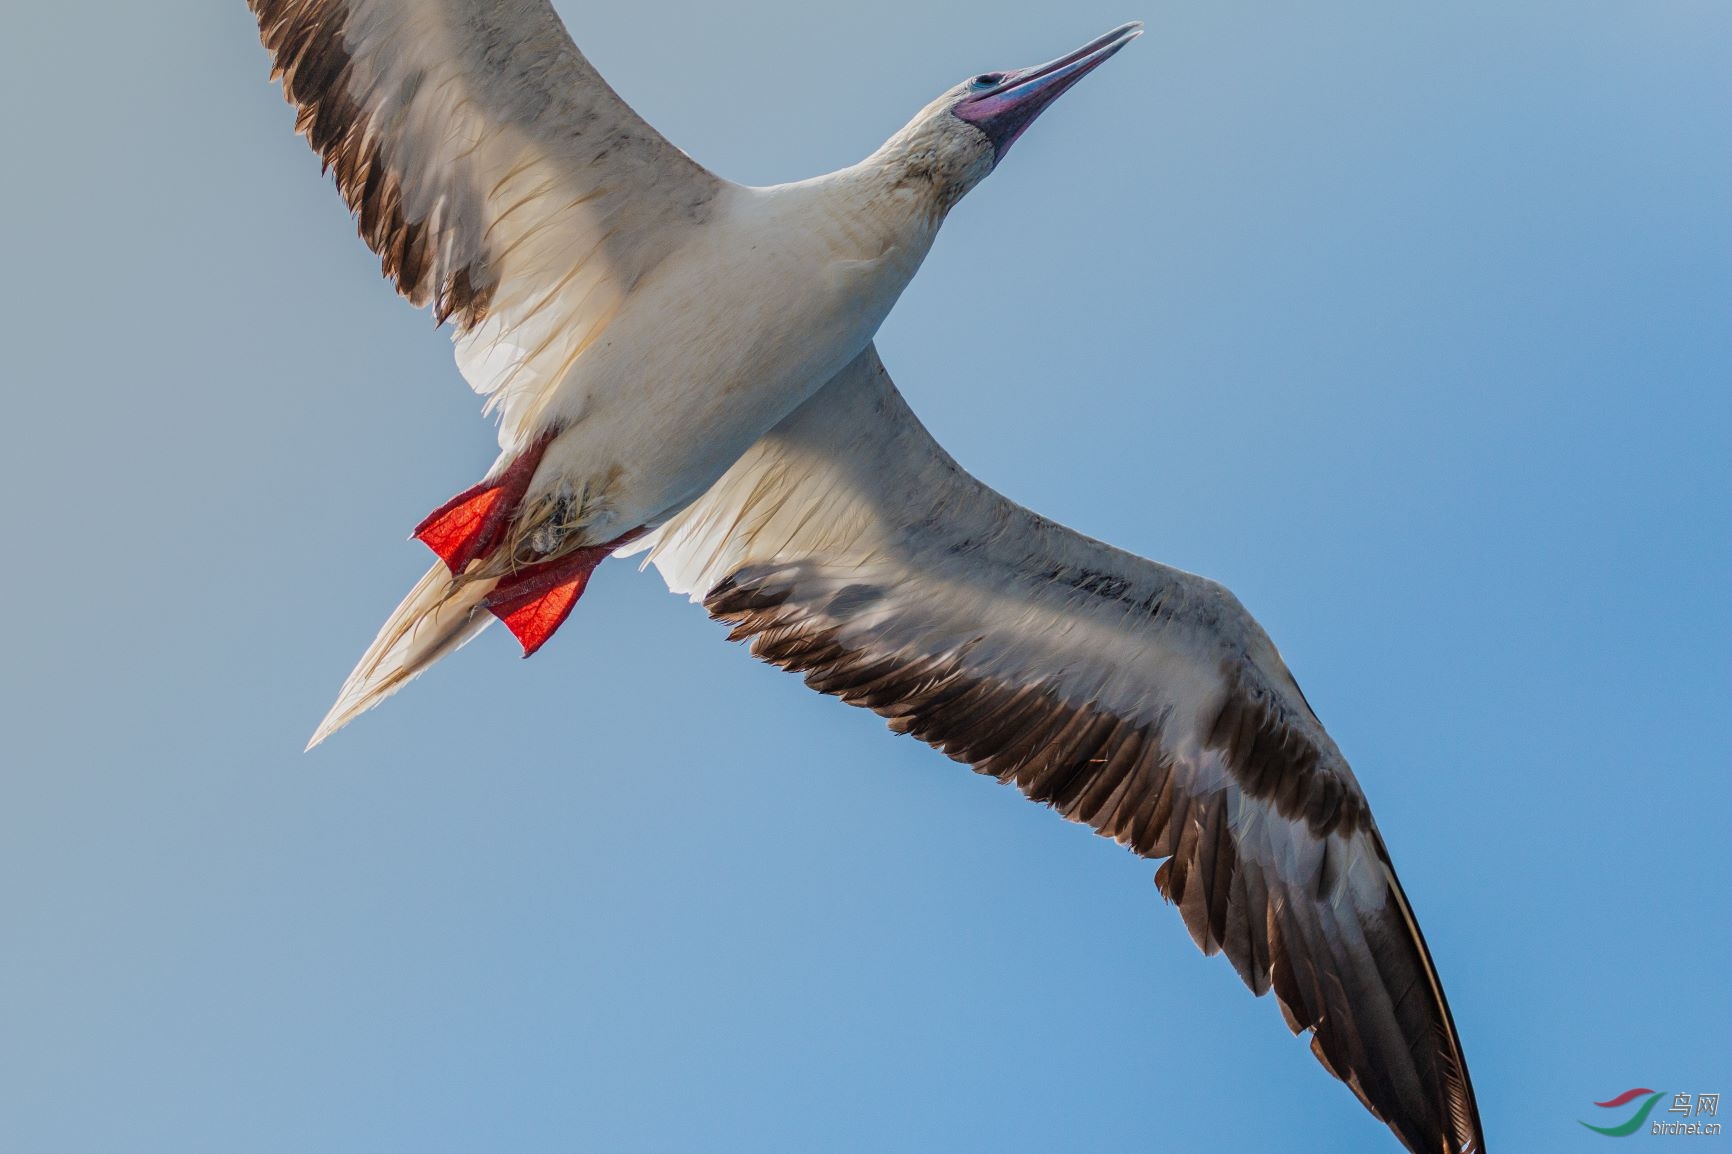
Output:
top-left (306, 432), bottom-right (643, 748)
top-left (306, 562), bottom-right (499, 750)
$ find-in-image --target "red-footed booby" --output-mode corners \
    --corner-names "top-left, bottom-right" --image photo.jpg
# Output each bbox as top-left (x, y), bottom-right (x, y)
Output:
top-left (251, 4), bottom-right (1485, 1151)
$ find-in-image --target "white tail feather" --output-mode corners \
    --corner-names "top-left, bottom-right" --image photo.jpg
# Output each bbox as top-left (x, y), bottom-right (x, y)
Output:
top-left (307, 562), bottom-right (498, 750)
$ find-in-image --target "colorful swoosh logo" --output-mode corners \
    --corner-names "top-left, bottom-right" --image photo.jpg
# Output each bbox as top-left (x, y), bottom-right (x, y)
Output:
top-left (1581, 1088), bottom-right (1667, 1137)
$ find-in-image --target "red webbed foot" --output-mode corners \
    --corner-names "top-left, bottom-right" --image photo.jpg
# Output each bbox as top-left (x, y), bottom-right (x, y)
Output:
top-left (481, 527), bottom-right (647, 656)
top-left (413, 432), bottom-right (555, 574)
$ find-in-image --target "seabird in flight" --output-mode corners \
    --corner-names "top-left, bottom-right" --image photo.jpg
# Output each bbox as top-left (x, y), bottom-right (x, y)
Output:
top-left (249, 3), bottom-right (1485, 1150)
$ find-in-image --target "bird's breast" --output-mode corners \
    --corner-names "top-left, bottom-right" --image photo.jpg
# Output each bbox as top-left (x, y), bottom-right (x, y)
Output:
top-left (526, 185), bottom-right (934, 538)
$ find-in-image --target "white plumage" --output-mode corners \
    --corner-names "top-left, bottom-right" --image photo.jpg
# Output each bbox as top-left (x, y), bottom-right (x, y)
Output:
top-left (251, 5), bottom-right (1484, 1151)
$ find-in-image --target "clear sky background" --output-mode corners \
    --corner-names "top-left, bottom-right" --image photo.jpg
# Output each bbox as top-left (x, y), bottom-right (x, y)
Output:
top-left (2, 2), bottom-right (1727, 1151)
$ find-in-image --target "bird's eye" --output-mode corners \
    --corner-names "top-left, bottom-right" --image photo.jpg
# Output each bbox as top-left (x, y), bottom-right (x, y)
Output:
top-left (971, 73), bottom-right (1003, 90)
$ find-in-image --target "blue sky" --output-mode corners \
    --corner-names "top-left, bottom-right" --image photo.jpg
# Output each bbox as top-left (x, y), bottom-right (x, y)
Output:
top-left (2, 2), bottom-right (1727, 1151)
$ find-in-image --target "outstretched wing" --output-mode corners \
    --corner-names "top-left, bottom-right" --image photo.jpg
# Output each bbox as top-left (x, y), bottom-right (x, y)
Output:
top-left (628, 345), bottom-right (1484, 1154)
top-left (251, 0), bottom-right (725, 446)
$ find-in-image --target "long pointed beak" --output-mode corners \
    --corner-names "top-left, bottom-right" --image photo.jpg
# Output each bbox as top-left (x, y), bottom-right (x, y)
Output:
top-left (953, 22), bottom-right (1143, 164)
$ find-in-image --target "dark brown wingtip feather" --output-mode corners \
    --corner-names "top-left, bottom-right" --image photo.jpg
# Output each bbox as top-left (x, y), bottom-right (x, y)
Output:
top-left (250, 0), bottom-right (494, 329)
top-left (1372, 839), bottom-right (1488, 1153)
top-left (705, 567), bottom-right (1485, 1154)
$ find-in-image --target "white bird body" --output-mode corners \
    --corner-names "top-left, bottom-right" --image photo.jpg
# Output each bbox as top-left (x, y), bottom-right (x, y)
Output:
top-left (250, 4), bottom-right (1485, 1150)
top-left (486, 169), bottom-right (944, 543)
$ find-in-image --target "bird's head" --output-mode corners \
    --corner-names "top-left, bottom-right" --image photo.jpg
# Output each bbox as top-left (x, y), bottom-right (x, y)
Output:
top-left (874, 22), bottom-right (1143, 215)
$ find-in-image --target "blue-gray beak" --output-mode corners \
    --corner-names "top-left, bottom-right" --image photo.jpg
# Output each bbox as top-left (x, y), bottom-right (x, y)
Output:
top-left (953, 22), bottom-right (1143, 164)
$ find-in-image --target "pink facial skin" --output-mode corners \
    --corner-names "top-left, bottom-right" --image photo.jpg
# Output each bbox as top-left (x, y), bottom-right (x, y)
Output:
top-left (953, 22), bottom-right (1142, 163)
